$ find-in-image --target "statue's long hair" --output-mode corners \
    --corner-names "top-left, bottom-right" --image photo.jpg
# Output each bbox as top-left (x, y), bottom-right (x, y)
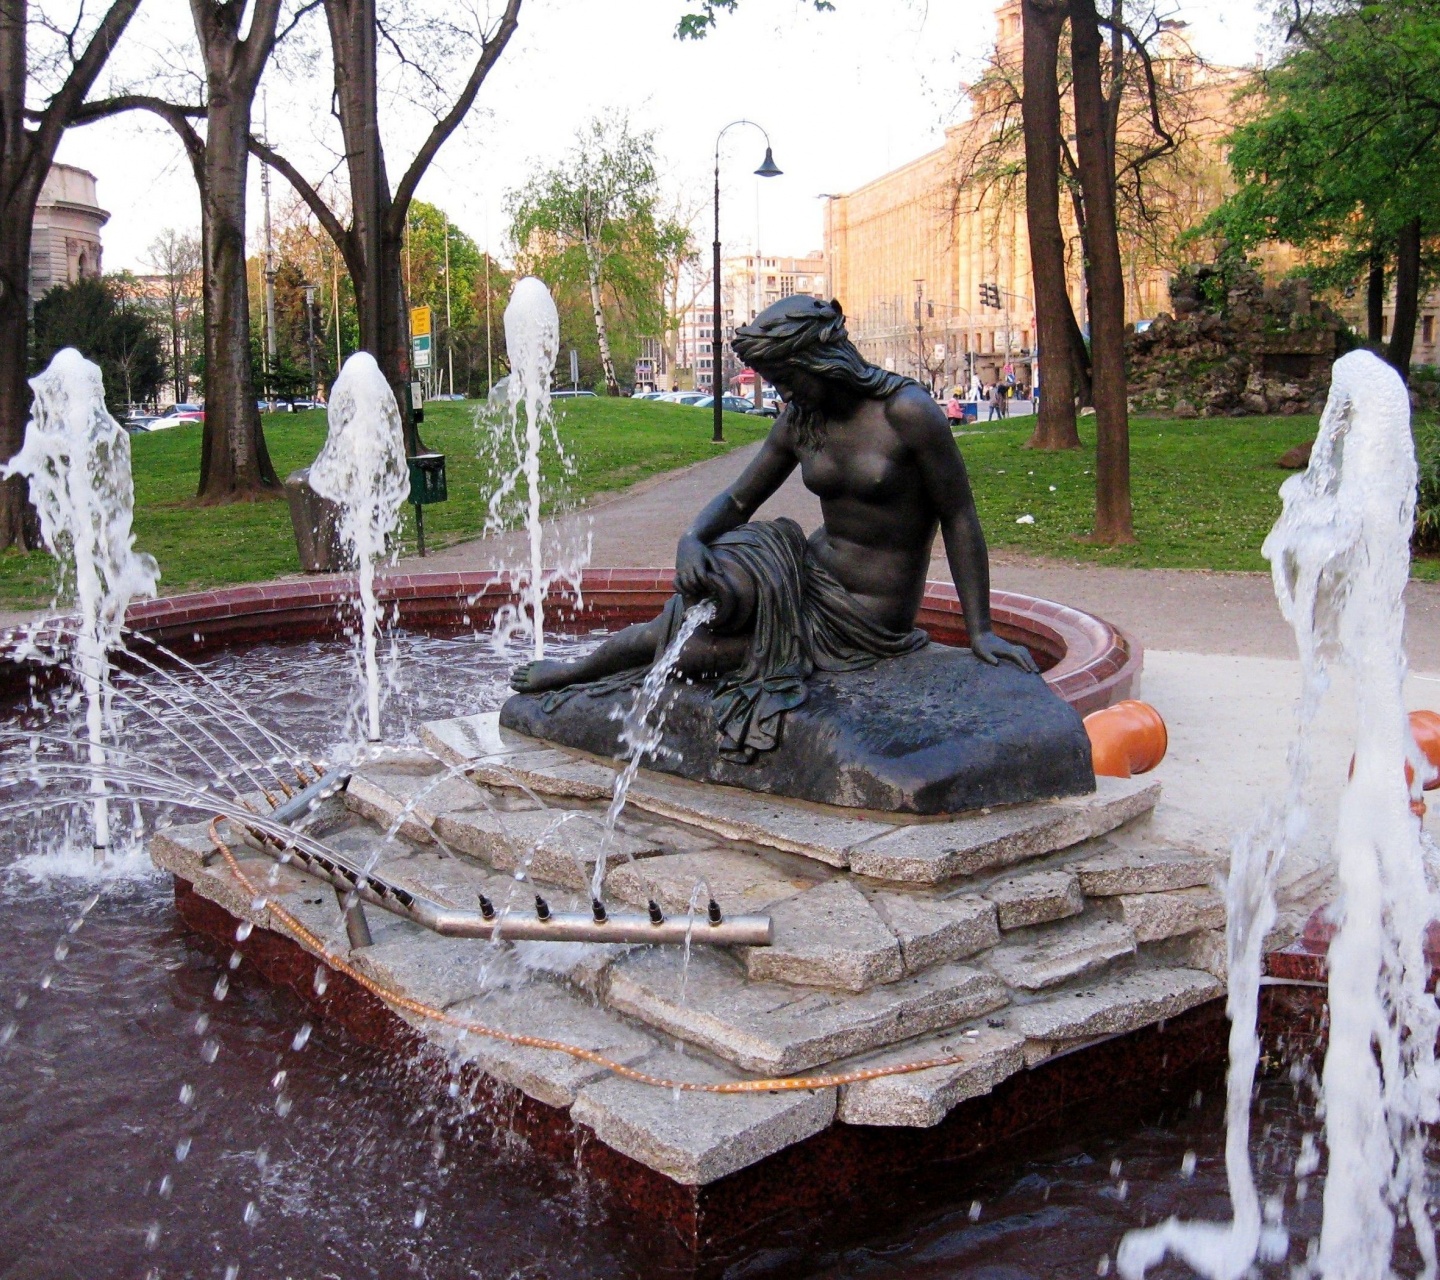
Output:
top-left (732, 297), bottom-right (917, 450)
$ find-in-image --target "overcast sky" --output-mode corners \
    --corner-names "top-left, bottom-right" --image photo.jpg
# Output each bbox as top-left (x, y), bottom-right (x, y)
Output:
top-left (54, 0), bottom-right (1269, 276)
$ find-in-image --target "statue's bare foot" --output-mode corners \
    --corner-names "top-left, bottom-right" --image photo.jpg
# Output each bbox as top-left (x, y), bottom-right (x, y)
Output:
top-left (510, 659), bottom-right (582, 693)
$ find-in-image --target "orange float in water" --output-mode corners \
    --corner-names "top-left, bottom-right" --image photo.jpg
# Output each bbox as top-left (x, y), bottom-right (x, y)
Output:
top-left (1083, 699), bottom-right (1168, 779)
top-left (1412, 710), bottom-right (1440, 792)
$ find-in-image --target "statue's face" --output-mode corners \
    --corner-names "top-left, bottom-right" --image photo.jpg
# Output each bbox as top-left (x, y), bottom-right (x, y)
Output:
top-left (766, 366), bottom-right (827, 410)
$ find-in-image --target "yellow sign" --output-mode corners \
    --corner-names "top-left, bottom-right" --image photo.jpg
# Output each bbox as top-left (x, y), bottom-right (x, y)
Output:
top-left (410, 305), bottom-right (432, 338)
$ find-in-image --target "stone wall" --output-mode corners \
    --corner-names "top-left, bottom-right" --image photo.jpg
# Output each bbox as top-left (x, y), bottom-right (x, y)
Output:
top-left (1126, 264), bottom-right (1352, 418)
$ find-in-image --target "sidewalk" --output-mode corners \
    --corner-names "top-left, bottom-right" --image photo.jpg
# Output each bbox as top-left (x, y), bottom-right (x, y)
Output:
top-left (401, 440), bottom-right (1440, 670)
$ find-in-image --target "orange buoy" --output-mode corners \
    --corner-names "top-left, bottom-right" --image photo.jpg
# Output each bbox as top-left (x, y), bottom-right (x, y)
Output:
top-left (1411, 710), bottom-right (1440, 792)
top-left (1083, 699), bottom-right (1168, 779)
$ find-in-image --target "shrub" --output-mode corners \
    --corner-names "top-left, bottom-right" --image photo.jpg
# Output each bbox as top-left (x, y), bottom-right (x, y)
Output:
top-left (1416, 415), bottom-right (1440, 553)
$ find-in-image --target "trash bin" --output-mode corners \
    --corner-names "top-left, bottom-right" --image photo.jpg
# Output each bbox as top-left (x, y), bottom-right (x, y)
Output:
top-left (284, 466), bottom-right (350, 573)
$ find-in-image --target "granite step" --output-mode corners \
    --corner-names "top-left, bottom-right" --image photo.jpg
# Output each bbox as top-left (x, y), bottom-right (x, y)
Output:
top-left (602, 946), bottom-right (1008, 1075)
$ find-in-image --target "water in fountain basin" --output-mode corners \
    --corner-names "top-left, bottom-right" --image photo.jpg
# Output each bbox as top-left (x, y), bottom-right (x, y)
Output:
top-left (308, 352), bottom-right (411, 743)
top-left (3, 349), bottom-right (160, 856)
top-left (1119, 349), bottom-right (1440, 1279)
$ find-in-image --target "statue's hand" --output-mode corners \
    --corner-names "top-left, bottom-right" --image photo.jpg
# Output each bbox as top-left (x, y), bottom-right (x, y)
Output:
top-left (971, 630), bottom-right (1039, 674)
top-left (674, 534), bottom-right (715, 600)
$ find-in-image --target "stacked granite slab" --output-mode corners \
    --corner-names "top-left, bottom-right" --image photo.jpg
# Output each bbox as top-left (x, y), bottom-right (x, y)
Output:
top-left (149, 714), bottom-right (1227, 1187)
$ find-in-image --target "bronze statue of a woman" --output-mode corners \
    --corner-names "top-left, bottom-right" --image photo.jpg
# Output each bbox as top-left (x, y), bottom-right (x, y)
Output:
top-left (510, 293), bottom-right (1038, 766)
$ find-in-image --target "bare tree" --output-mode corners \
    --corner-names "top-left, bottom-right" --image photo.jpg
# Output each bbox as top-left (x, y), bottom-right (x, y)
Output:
top-left (0, 0), bottom-right (144, 546)
top-left (77, 0), bottom-right (322, 499)
top-left (254, 0), bottom-right (521, 446)
top-left (1072, 0), bottom-right (1133, 543)
top-left (1021, 0), bottom-right (1081, 449)
top-left (146, 227), bottom-right (201, 402)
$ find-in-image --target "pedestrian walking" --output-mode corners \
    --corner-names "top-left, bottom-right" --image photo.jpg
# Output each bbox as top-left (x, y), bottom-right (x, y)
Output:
top-left (986, 382), bottom-right (1003, 422)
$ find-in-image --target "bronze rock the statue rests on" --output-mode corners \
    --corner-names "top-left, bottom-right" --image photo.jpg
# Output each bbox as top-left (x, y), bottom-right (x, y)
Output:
top-left (504, 296), bottom-right (1095, 814)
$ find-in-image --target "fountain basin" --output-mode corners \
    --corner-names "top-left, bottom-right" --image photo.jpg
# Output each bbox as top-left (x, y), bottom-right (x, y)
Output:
top-left (0, 569), bottom-right (1141, 713)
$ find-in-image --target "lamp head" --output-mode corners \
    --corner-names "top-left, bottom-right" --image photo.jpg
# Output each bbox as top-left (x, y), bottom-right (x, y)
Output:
top-left (754, 146), bottom-right (782, 179)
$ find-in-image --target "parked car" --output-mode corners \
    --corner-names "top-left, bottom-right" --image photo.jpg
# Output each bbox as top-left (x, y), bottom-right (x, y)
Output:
top-left (631, 390), bottom-right (666, 400)
top-left (122, 409), bottom-right (156, 432)
top-left (693, 395), bottom-right (761, 414)
top-left (427, 393), bottom-right (468, 402)
top-left (148, 405), bottom-right (204, 430)
top-left (656, 391), bottom-right (708, 406)
top-left (747, 400), bottom-right (781, 417)
top-left (551, 389), bottom-right (598, 399)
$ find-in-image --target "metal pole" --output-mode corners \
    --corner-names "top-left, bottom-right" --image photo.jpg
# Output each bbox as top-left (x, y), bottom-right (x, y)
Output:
top-left (303, 284), bottom-right (318, 400)
top-left (712, 145), bottom-right (724, 444)
top-left (444, 212), bottom-right (454, 396)
top-left (261, 95), bottom-right (277, 410)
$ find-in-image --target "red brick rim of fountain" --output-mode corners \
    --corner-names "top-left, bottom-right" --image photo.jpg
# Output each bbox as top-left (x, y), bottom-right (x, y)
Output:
top-left (0, 568), bottom-right (1141, 714)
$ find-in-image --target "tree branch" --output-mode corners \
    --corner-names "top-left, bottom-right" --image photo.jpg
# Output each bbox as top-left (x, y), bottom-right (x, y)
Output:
top-left (70, 94), bottom-right (206, 176)
top-left (387, 0), bottom-right (521, 233)
top-left (248, 134), bottom-right (358, 277)
top-left (31, 0), bottom-right (145, 168)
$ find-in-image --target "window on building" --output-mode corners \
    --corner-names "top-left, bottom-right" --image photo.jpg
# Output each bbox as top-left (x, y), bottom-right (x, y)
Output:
top-left (1425, 315), bottom-right (1435, 345)
top-left (780, 275), bottom-right (795, 294)
top-left (797, 276), bottom-right (808, 289)
top-left (699, 358), bottom-right (712, 370)
top-left (700, 343), bottom-right (711, 354)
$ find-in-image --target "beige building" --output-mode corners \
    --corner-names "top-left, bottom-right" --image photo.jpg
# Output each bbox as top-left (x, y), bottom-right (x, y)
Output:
top-left (29, 164), bottom-right (108, 303)
top-left (824, 0), bottom-right (1241, 393)
top-left (673, 251), bottom-right (827, 390)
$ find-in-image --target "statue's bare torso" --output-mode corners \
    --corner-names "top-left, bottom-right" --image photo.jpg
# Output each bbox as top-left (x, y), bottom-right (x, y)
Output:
top-left (511, 324), bottom-right (1036, 694)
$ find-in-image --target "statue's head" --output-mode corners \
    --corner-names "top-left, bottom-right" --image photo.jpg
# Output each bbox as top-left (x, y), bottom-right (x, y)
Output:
top-left (731, 296), bottom-right (914, 447)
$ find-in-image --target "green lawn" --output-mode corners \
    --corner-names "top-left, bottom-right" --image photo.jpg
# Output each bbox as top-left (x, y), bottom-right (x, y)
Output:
top-left (0, 401), bottom-right (1433, 609)
top-left (0, 398), bottom-right (769, 608)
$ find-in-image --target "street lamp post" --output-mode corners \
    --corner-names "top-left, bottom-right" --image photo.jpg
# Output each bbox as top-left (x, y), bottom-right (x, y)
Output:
top-left (302, 284), bottom-right (319, 401)
top-left (713, 119), bottom-right (781, 444)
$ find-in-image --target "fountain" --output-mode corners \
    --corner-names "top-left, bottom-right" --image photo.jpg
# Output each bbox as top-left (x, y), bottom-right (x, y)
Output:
top-left (3, 348), bottom-right (159, 856)
top-left (24, 297), bottom-right (1387, 1279)
top-left (480, 276), bottom-right (592, 663)
top-left (308, 352), bottom-right (411, 743)
top-left (1119, 349), bottom-right (1440, 1278)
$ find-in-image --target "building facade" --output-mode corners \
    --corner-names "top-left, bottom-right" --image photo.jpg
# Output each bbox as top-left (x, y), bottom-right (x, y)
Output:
top-left (671, 252), bottom-right (827, 390)
top-left (29, 164), bottom-right (108, 304)
top-left (824, 0), bottom-right (1240, 394)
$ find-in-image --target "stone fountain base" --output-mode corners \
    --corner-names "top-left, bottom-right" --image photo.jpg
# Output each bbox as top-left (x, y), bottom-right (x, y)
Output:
top-left (151, 709), bottom-right (1237, 1212)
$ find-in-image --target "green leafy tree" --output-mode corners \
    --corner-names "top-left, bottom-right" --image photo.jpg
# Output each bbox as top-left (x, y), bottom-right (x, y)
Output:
top-left (507, 113), bottom-right (677, 395)
top-left (31, 275), bottom-right (167, 412)
top-left (1206, 0), bottom-right (1440, 382)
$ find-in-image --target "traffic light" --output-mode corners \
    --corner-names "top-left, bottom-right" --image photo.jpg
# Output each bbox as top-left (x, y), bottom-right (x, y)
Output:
top-left (978, 282), bottom-right (1002, 309)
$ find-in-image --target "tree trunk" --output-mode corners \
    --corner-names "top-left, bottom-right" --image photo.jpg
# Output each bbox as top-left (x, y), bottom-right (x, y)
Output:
top-left (196, 96), bottom-right (277, 497)
top-left (1366, 245), bottom-right (1385, 345)
top-left (0, 179), bottom-right (40, 546)
top-left (0, 0), bottom-right (143, 543)
top-left (1021, 0), bottom-right (1080, 450)
top-left (1387, 217), bottom-right (1420, 384)
top-left (1071, 0), bottom-right (1134, 544)
top-left (586, 247), bottom-right (620, 395)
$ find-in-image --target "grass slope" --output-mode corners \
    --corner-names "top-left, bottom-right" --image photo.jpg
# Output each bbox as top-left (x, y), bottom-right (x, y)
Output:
top-left (0, 398), bottom-right (768, 607)
top-left (0, 402), bottom-right (1432, 609)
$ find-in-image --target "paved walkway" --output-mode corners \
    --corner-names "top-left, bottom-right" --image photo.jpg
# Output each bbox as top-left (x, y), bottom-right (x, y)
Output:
top-left (404, 440), bottom-right (1440, 670)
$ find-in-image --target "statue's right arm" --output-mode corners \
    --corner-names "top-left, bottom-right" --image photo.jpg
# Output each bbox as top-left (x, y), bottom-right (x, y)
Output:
top-left (675, 418), bottom-right (799, 597)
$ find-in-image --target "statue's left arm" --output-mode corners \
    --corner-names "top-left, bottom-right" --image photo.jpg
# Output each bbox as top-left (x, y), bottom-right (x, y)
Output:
top-left (890, 389), bottom-right (1039, 673)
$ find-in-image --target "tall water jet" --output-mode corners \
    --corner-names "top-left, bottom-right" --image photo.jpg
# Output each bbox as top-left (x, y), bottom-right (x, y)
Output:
top-left (3, 348), bottom-right (159, 855)
top-left (1119, 348), bottom-right (1440, 1279)
top-left (502, 276), bottom-right (561, 660)
top-left (309, 353), bottom-right (410, 743)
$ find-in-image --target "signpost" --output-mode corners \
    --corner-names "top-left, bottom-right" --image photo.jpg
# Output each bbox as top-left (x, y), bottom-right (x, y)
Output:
top-left (407, 311), bottom-right (444, 554)
top-left (411, 305), bottom-right (432, 371)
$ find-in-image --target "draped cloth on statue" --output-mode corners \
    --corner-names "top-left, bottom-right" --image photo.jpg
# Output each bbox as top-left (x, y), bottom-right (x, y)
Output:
top-left (535, 517), bottom-right (927, 762)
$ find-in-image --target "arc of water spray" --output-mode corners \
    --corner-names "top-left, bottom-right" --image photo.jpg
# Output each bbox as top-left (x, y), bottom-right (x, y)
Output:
top-left (1118, 350), bottom-right (1440, 1280)
top-left (309, 353), bottom-right (411, 743)
top-left (503, 278), bottom-right (561, 661)
top-left (3, 350), bottom-right (160, 858)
